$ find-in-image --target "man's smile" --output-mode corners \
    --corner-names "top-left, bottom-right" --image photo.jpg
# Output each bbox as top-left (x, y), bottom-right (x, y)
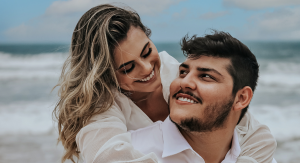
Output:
top-left (172, 89), bottom-right (202, 104)
top-left (175, 93), bottom-right (199, 104)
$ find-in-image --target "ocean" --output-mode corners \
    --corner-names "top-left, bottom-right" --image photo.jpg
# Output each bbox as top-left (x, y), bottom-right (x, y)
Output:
top-left (0, 42), bottom-right (299, 163)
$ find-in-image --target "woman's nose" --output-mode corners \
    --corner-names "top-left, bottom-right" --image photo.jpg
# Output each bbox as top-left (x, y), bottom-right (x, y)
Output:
top-left (180, 73), bottom-right (196, 90)
top-left (140, 60), bottom-right (152, 74)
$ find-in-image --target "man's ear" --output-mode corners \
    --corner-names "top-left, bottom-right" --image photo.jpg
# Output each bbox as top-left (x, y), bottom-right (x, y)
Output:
top-left (233, 86), bottom-right (253, 111)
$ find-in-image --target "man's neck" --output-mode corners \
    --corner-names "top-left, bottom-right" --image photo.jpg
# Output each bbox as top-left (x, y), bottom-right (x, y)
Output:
top-left (179, 126), bottom-right (235, 163)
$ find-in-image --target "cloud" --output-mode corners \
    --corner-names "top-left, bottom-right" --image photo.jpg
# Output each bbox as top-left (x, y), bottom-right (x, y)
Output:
top-left (172, 8), bottom-right (188, 19)
top-left (4, 0), bottom-right (184, 43)
top-left (223, 0), bottom-right (300, 10)
top-left (45, 0), bottom-right (184, 16)
top-left (241, 7), bottom-right (300, 40)
top-left (5, 14), bottom-right (78, 43)
top-left (199, 11), bottom-right (229, 20)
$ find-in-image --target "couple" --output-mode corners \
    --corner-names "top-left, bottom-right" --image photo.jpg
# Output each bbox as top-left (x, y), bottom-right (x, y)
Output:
top-left (54, 4), bottom-right (277, 163)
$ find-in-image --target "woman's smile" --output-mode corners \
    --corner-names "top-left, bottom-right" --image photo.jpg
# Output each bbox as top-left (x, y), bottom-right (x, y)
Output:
top-left (136, 67), bottom-right (156, 83)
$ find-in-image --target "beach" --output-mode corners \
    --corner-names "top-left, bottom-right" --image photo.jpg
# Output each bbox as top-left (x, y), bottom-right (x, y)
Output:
top-left (0, 42), bottom-right (300, 163)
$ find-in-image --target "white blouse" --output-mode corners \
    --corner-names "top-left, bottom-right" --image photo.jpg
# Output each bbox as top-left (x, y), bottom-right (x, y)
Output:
top-left (75, 51), bottom-right (276, 163)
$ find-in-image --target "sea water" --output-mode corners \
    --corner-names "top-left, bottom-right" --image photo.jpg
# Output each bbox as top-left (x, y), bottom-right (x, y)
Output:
top-left (0, 42), bottom-right (299, 163)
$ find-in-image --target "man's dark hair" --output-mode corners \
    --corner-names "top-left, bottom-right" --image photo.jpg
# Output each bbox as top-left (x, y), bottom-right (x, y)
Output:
top-left (180, 30), bottom-right (259, 124)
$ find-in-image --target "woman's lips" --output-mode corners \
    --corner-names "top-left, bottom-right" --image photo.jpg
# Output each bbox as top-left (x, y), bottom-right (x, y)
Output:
top-left (136, 67), bottom-right (156, 83)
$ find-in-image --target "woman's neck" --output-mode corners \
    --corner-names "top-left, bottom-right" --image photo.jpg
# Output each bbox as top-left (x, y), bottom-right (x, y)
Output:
top-left (129, 91), bottom-right (153, 104)
top-left (124, 85), bottom-right (169, 122)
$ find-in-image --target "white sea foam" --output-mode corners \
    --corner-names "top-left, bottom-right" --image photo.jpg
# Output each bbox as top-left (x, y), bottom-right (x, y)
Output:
top-left (259, 73), bottom-right (300, 87)
top-left (257, 61), bottom-right (300, 89)
top-left (260, 60), bottom-right (300, 73)
top-left (0, 52), bottom-right (67, 80)
top-left (250, 104), bottom-right (300, 142)
top-left (0, 101), bottom-right (56, 135)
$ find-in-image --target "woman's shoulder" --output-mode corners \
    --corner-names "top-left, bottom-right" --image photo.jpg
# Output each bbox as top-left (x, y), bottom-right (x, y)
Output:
top-left (159, 51), bottom-right (181, 103)
top-left (88, 89), bottom-right (153, 130)
top-left (159, 51), bottom-right (180, 65)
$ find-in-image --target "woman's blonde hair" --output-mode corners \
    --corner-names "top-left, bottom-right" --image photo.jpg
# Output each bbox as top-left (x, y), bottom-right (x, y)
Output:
top-left (53, 4), bottom-right (151, 163)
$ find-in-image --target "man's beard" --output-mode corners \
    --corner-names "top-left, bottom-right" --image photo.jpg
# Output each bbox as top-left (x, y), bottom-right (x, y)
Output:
top-left (172, 97), bottom-right (234, 133)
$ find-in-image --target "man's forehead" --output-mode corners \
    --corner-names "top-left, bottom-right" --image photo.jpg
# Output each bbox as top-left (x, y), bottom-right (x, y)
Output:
top-left (183, 56), bottom-right (231, 74)
top-left (185, 55), bottom-right (230, 64)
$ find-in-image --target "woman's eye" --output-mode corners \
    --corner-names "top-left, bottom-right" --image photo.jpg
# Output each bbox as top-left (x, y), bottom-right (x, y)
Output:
top-left (142, 48), bottom-right (152, 58)
top-left (122, 64), bottom-right (135, 74)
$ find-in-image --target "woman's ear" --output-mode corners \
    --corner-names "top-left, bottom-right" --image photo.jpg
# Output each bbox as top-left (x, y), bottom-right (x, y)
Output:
top-left (233, 86), bottom-right (253, 111)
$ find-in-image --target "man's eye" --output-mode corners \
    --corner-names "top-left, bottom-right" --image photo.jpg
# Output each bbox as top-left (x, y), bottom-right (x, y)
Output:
top-left (180, 70), bottom-right (188, 75)
top-left (203, 74), bottom-right (210, 78)
top-left (200, 74), bottom-right (214, 80)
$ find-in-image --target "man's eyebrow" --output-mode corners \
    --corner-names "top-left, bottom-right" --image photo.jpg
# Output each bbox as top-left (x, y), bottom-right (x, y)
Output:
top-left (179, 63), bottom-right (189, 68)
top-left (117, 61), bottom-right (134, 70)
top-left (140, 42), bottom-right (149, 56)
top-left (197, 67), bottom-right (223, 77)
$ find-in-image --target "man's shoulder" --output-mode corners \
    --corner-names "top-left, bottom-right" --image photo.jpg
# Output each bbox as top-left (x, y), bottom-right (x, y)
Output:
top-left (130, 120), bottom-right (164, 138)
top-left (130, 121), bottom-right (164, 155)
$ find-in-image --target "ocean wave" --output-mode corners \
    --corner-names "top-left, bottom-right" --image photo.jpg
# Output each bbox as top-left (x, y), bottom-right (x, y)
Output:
top-left (250, 104), bottom-right (300, 142)
top-left (1, 51), bottom-right (300, 84)
top-left (257, 61), bottom-right (300, 88)
top-left (259, 60), bottom-right (300, 73)
top-left (0, 101), bottom-right (56, 136)
top-left (0, 52), bottom-right (67, 80)
top-left (259, 73), bottom-right (300, 87)
top-left (0, 51), bottom-right (67, 68)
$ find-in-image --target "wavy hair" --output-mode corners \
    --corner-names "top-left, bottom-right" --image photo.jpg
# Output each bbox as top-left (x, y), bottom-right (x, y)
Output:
top-left (53, 4), bottom-right (151, 163)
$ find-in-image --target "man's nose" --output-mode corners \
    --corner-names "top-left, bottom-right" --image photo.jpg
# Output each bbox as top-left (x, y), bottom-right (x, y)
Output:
top-left (180, 73), bottom-right (196, 90)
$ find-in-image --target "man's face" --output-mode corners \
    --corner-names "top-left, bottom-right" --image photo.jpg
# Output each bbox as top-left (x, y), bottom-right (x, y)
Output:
top-left (169, 56), bottom-right (235, 132)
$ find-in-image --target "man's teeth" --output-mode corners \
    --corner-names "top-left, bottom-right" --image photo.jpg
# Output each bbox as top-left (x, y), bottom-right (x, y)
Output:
top-left (139, 70), bottom-right (154, 82)
top-left (177, 97), bottom-right (197, 104)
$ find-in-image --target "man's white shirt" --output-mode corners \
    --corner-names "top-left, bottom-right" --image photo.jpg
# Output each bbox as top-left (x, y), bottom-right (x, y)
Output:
top-left (130, 116), bottom-right (241, 163)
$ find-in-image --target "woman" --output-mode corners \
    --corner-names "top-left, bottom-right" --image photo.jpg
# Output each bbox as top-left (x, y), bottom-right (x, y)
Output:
top-left (53, 4), bottom-right (276, 163)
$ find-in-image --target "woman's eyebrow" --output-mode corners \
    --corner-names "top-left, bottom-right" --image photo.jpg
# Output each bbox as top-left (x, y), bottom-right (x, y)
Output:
top-left (117, 61), bottom-right (134, 70)
top-left (140, 42), bottom-right (149, 56)
top-left (117, 41), bottom-right (149, 70)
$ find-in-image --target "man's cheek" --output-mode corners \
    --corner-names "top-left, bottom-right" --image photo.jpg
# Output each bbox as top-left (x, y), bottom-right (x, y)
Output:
top-left (169, 105), bottom-right (190, 125)
top-left (170, 78), bottom-right (181, 94)
top-left (169, 106), bottom-right (181, 124)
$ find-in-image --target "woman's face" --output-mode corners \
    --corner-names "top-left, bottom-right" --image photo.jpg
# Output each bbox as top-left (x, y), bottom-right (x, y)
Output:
top-left (114, 26), bottom-right (161, 93)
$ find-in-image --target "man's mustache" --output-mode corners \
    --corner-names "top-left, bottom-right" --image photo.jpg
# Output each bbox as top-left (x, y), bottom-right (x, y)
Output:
top-left (172, 89), bottom-right (203, 104)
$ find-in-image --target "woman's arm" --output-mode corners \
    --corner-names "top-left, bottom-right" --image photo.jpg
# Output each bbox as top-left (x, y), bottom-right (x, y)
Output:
top-left (74, 51), bottom-right (178, 163)
top-left (236, 111), bottom-right (277, 163)
top-left (76, 104), bottom-right (158, 163)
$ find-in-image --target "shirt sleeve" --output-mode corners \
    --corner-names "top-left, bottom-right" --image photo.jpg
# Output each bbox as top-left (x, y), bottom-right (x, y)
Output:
top-left (76, 104), bottom-right (159, 163)
top-left (236, 111), bottom-right (277, 163)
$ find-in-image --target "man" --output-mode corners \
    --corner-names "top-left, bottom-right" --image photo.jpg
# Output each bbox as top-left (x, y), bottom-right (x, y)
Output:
top-left (130, 31), bottom-right (277, 163)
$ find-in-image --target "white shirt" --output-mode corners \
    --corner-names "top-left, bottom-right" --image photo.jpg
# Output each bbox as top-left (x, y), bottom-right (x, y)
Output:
top-left (130, 116), bottom-right (241, 163)
top-left (75, 51), bottom-right (277, 163)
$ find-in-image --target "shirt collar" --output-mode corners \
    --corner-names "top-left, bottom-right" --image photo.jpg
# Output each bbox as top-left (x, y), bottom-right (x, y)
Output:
top-left (161, 116), bottom-right (192, 158)
top-left (228, 128), bottom-right (241, 158)
top-left (161, 116), bottom-right (241, 159)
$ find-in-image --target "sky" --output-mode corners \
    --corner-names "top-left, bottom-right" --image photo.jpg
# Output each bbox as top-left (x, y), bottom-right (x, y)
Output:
top-left (1, 0), bottom-right (300, 43)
